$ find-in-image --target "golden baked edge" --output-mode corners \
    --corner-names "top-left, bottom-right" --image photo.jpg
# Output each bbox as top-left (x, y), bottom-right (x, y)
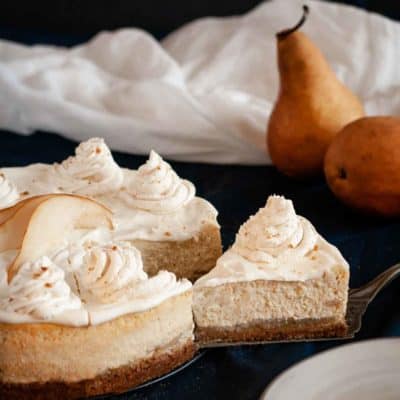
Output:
top-left (0, 339), bottom-right (196, 400)
top-left (0, 291), bottom-right (195, 399)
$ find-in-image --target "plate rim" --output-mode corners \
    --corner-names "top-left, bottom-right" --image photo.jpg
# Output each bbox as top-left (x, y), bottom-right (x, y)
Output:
top-left (260, 337), bottom-right (400, 400)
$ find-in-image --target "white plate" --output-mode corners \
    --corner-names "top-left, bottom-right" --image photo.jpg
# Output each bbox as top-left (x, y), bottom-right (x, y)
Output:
top-left (261, 338), bottom-right (400, 400)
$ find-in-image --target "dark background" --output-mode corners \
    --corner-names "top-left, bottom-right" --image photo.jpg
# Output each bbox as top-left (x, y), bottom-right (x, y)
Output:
top-left (0, 0), bottom-right (399, 44)
top-left (0, 1), bottom-right (399, 399)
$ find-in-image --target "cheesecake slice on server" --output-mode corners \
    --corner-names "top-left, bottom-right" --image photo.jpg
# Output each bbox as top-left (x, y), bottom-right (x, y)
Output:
top-left (193, 195), bottom-right (349, 344)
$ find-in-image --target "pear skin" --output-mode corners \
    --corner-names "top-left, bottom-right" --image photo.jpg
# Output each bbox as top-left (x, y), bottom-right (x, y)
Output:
top-left (0, 196), bottom-right (52, 253)
top-left (267, 6), bottom-right (364, 178)
top-left (324, 116), bottom-right (400, 217)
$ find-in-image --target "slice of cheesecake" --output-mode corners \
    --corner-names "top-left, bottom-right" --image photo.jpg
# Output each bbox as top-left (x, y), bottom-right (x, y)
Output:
top-left (1, 139), bottom-right (222, 281)
top-left (193, 195), bottom-right (349, 344)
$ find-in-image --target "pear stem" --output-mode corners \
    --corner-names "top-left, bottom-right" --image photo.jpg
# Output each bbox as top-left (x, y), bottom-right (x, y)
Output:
top-left (277, 5), bottom-right (309, 39)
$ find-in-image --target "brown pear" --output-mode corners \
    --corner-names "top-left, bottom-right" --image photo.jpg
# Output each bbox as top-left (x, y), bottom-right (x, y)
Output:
top-left (324, 116), bottom-right (400, 217)
top-left (267, 5), bottom-right (364, 178)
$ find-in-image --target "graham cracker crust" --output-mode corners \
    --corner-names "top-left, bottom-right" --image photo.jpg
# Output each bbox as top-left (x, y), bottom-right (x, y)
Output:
top-left (196, 318), bottom-right (348, 345)
top-left (0, 339), bottom-right (196, 400)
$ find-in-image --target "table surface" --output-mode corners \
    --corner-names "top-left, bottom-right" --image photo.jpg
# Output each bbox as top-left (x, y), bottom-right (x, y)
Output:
top-left (1, 130), bottom-right (400, 400)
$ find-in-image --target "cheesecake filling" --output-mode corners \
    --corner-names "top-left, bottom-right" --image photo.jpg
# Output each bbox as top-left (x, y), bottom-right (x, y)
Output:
top-left (195, 195), bottom-right (349, 287)
top-left (1, 140), bottom-right (219, 241)
top-left (0, 240), bottom-right (191, 326)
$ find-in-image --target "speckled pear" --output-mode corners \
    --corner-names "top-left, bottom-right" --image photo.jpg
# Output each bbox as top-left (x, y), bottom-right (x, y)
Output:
top-left (324, 116), bottom-right (400, 217)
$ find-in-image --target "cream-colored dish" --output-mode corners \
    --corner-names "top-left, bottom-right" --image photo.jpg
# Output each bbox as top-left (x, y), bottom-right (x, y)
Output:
top-left (261, 339), bottom-right (400, 400)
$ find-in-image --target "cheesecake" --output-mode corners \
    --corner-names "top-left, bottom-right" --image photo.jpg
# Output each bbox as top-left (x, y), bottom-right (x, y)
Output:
top-left (193, 195), bottom-right (349, 344)
top-left (1, 139), bottom-right (222, 280)
top-left (0, 195), bottom-right (195, 400)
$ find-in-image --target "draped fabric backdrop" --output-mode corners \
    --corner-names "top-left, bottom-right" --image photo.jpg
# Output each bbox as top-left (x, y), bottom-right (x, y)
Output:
top-left (0, 0), bottom-right (399, 164)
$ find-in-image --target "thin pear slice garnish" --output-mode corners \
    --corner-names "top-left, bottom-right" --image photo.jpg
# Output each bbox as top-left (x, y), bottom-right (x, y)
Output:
top-left (5, 194), bottom-right (113, 282)
top-left (0, 195), bottom-right (53, 225)
top-left (0, 200), bottom-right (25, 225)
top-left (0, 195), bottom-right (54, 252)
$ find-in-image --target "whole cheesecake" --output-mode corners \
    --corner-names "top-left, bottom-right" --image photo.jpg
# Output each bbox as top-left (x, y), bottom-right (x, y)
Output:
top-left (193, 195), bottom-right (349, 343)
top-left (0, 195), bottom-right (195, 400)
top-left (1, 139), bottom-right (222, 281)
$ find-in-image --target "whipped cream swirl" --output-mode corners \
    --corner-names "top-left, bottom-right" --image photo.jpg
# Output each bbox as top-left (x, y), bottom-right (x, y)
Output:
top-left (121, 150), bottom-right (195, 213)
top-left (0, 241), bottom-right (191, 325)
top-left (0, 172), bottom-right (19, 208)
top-left (54, 138), bottom-right (123, 195)
top-left (0, 257), bottom-right (82, 319)
top-left (232, 195), bottom-right (318, 264)
top-left (53, 242), bottom-right (147, 303)
top-left (53, 242), bottom-right (191, 310)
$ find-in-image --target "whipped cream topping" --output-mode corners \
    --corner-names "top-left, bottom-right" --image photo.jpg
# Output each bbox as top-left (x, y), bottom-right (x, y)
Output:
top-left (54, 138), bottom-right (123, 195)
top-left (0, 240), bottom-right (191, 326)
top-left (53, 242), bottom-right (147, 303)
top-left (78, 244), bottom-right (146, 303)
top-left (121, 150), bottom-right (195, 214)
top-left (51, 240), bottom-right (191, 325)
top-left (232, 195), bottom-right (318, 264)
top-left (0, 140), bottom-right (212, 326)
top-left (0, 256), bottom-right (84, 321)
top-left (87, 269), bottom-right (192, 325)
top-left (195, 196), bottom-right (349, 287)
top-left (0, 173), bottom-right (19, 208)
top-left (2, 144), bottom-right (218, 242)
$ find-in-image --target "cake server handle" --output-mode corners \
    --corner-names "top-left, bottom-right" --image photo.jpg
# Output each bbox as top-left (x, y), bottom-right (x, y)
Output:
top-left (349, 262), bottom-right (400, 303)
top-left (344, 262), bottom-right (400, 338)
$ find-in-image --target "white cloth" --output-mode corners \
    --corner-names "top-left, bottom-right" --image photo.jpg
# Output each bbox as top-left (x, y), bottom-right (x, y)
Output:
top-left (0, 0), bottom-right (399, 164)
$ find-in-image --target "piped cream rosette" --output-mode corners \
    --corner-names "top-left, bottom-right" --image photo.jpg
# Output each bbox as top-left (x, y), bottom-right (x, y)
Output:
top-left (52, 241), bottom-right (191, 325)
top-left (121, 150), bottom-right (195, 213)
top-left (232, 195), bottom-right (318, 264)
top-left (54, 137), bottom-right (124, 195)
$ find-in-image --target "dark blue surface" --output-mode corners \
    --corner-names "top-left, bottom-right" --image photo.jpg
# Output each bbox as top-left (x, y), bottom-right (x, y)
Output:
top-left (1, 130), bottom-right (400, 399)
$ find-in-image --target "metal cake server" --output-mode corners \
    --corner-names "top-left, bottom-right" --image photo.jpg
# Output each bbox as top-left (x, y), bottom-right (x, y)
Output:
top-left (199, 263), bottom-right (400, 348)
top-left (346, 262), bottom-right (400, 337)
